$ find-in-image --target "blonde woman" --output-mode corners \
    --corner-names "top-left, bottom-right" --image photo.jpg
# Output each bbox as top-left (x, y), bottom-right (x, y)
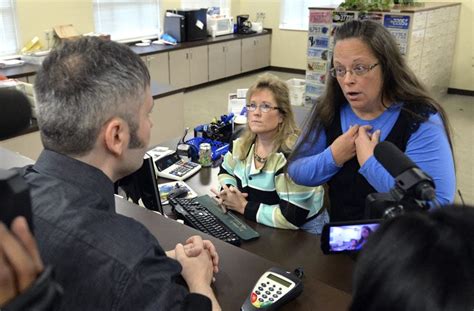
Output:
top-left (214, 74), bottom-right (328, 234)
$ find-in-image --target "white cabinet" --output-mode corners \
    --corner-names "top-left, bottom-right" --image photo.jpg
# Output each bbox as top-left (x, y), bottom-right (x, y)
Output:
top-left (142, 53), bottom-right (169, 85)
top-left (169, 46), bottom-right (208, 89)
top-left (241, 34), bottom-right (271, 73)
top-left (208, 40), bottom-right (242, 81)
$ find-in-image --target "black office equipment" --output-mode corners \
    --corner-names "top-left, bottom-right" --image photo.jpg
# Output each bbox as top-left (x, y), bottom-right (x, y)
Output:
top-left (169, 196), bottom-right (240, 245)
top-left (241, 267), bottom-right (303, 310)
top-left (196, 195), bottom-right (260, 240)
top-left (237, 15), bottom-right (256, 35)
top-left (116, 154), bottom-right (163, 215)
top-left (167, 9), bottom-right (207, 42)
top-left (167, 186), bottom-right (188, 199)
top-left (169, 195), bottom-right (260, 245)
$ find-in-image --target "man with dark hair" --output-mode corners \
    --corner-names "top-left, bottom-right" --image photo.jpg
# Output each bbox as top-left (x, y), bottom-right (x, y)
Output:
top-left (351, 207), bottom-right (474, 311)
top-left (20, 37), bottom-right (221, 310)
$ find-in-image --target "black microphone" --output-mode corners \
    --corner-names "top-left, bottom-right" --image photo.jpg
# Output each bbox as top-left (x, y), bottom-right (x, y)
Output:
top-left (374, 141), bottom-right (436, 202)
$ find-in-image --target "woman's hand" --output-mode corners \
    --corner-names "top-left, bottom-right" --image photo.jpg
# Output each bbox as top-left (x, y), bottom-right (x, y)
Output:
top-left (330, 124), bottom-right (360, 166)
top-left (212, 185), bottom-right (248, 215)
top-left (355, 126), bottom-right (381, 166)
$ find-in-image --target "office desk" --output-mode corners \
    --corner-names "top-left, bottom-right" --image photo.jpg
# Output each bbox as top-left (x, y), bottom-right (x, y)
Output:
top-left (156, 139), bottom-right (355, 295)
top-left (0, 146), bottom-right (353, 310)
top-left (116, 197), bottom-right (352, 310)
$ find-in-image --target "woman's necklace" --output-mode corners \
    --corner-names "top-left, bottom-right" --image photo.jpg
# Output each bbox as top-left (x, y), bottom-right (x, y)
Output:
top-left (254, 151), bottom-right (267, 164)
top-left (254, 141), bottom-right (268, 164)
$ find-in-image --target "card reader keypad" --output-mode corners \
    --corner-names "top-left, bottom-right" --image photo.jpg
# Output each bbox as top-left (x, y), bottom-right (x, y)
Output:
top-left (251, 280), bottom-right (286, 308)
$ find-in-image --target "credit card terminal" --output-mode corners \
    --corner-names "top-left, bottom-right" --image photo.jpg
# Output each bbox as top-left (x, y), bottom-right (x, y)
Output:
top-left (241, 267), bottom-right (303, 310)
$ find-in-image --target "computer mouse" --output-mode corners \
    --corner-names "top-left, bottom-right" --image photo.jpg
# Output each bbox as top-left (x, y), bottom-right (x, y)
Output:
top-left (168, 187), bottom-right (188, 199)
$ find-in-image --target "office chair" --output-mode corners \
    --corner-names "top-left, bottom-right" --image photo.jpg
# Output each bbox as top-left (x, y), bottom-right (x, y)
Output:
top-left (0, 88), bottom-right (32, 140)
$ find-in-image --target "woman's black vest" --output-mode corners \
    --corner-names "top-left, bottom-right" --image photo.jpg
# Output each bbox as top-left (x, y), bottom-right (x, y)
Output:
top-left (325, 106), bottom-right (432, 221)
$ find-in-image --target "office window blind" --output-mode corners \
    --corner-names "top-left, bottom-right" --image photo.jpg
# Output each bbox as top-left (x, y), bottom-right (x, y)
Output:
top-left (0, 0), bottom-right (18, 56)
top-left (93, 0), bottom-right (160, 42)
top-left (280, 0), bottom-right (341, 31)
top-left (180, 0), bottom-right (231, 16)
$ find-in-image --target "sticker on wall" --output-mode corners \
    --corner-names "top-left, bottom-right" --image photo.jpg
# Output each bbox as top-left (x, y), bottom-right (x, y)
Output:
top-left (359, 12), bottom-right (383, 23)
top-left (308, 24), bottom-right (330, 36)
top-left (307, 60), bottom-right (328, 73)
top-left (306, 71), bottom-right (327, 85)
top-left (388, 29), bottom-right (408, 42)
top-left (309, 10), bottom-right (332, 24)
top-left (383, 15), bottom-right (410, 30)
top-left (332, 12), bottom-right (356, 24)
top-left (384, 15), bottom-right (410, 55)
top-left (308, 36), bottom-right (329, 49)
top-left (306, 82), bottom-right (326, 96)
top-left (388, 30), bottom-right (408, 54)
top-left (307, 48), bottom-right (329, 60)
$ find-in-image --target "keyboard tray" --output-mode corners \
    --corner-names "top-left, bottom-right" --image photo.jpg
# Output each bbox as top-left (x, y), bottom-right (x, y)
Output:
top-left (194, 195), bottom-right (260, 241)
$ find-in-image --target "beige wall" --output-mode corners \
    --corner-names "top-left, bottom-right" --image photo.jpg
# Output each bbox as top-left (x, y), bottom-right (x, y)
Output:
top-left (238, 0), bottom-right (308, 70)
top-left (16, 0), bottom-right (94, 48)
top-left (13, 0), bottom-right (473, 91)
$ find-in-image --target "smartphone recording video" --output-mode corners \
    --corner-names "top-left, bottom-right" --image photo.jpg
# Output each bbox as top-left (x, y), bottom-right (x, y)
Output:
top-left (321, 220), bottom-right (380, 254)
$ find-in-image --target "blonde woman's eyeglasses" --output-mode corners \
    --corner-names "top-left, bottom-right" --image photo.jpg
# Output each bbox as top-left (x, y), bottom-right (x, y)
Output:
top-left (246, 102), bottom-right (280, 113)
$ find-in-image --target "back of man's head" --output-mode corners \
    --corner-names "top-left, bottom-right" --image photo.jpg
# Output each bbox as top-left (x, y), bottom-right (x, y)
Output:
top-left (34, 37), bottom-right (150, 156)
top-left (351, 207), bottom-right (474, 311)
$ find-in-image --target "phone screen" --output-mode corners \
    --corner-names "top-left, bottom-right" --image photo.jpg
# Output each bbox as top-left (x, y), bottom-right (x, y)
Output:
top-left (321, 220), bottom-right (380, 254)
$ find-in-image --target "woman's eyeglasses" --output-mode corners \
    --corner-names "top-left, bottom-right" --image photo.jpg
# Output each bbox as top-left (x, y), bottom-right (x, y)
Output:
top-left (246, 102), bottom-right (280, 113)
top-left (329, 63), bottom-right (379, 78)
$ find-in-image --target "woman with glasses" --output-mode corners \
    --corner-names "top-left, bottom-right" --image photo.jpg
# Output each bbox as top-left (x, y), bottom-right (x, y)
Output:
top-left (214, 74), bottom-right (327, 234)
top-left (288, 20), bottom-right (455, 221)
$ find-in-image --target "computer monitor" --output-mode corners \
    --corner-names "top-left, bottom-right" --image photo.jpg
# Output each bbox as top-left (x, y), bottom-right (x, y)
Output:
top-left (115, 154), bottom-right (163, 215)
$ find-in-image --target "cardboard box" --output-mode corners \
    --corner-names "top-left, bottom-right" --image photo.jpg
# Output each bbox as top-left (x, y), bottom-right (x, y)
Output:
top-left (53, 24), bottom-right (80, 45)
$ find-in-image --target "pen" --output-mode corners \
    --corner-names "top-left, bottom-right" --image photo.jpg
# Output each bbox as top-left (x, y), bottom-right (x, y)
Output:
top-left (215, 195), bottom-right (228, 214)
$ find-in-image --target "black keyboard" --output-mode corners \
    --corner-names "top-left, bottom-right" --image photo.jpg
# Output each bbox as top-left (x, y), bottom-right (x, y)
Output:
top-left (169, 196), bottom-right (241, 246)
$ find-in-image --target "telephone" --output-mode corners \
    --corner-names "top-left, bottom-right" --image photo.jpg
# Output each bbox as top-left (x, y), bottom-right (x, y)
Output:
top-left (241, 267), bottom-right (303, 310)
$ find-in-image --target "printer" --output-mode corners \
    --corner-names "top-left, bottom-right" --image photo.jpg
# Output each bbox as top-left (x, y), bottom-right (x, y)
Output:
top-left (164, 9), bottom-right (207, 42)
